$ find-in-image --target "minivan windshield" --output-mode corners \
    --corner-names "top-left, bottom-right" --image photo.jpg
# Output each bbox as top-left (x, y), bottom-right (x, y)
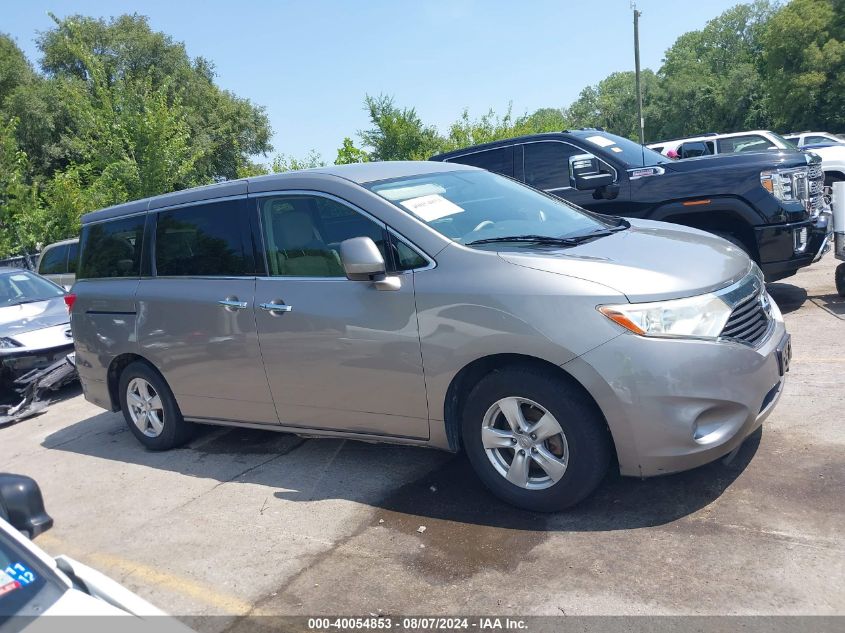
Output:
top-left (368, 170), bottom-right (624, 247)
top-left (573, 131), bottom-right (667, 167)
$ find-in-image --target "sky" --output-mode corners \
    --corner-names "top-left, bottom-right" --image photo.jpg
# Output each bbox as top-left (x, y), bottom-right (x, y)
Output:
top-left (3, 0), bottom-right (748, 162)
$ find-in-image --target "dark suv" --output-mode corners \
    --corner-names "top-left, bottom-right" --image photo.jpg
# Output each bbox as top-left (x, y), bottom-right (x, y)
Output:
top-left (431, 130), bottom-right (831, 281)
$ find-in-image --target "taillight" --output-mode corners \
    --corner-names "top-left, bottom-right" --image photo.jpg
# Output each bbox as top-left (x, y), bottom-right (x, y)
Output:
top-left (64, 293), bottom-right (77, 313)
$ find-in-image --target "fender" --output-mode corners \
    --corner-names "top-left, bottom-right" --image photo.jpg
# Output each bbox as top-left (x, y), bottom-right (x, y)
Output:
top-left (646, 196), bottom-right (766, 227)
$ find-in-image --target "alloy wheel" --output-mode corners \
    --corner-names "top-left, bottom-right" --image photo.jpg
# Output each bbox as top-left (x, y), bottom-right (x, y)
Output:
top-left (481, 396), bottom-right (569, 490)
top-left (126, 377), bottom-right (165, 438)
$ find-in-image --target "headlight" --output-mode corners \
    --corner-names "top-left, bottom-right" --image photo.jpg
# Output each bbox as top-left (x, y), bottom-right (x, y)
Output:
top-left (599, 293), bottom-right (732, 339)
top-left (760, 167), bottom-right (808, 203)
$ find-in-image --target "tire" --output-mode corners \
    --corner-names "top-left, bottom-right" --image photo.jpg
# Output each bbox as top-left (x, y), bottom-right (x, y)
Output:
top-left (461, 366), bottom-right (611, 512)
top-left (118, 361), bottom-right (193, 450)
top-left (836, 263), bottom-right (845, 298)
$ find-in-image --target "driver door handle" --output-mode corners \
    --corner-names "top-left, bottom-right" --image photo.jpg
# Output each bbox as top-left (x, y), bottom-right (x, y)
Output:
top-left (259, 302), bottom-right (293, 314)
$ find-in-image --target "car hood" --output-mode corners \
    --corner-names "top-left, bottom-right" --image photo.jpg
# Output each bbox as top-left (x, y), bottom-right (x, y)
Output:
top-left (497, 219), bottom-right (752, 302)
top-left (0, 296), bottom-right (68, 335)
top-left (805, 144), bottom-right (845, 162)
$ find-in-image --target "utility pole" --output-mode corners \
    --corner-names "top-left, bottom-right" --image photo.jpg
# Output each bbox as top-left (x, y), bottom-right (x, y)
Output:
top-left (632, 2), bottom-right (644, 144)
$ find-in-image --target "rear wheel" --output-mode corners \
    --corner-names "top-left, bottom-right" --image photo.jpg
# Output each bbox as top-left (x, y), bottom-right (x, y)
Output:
top-left (461, 366), bottom-right (611, 512)
top-left (118, 361), bottom-right (193, 450)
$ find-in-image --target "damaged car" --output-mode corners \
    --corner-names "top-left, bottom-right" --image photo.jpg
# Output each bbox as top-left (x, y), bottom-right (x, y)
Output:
top-left (0, 269), bottom-right (74, 392)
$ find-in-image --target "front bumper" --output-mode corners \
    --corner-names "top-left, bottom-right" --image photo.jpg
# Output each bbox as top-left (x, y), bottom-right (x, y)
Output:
top-left (1, 344), bottom-right (75, 378)
top-left (756, 214), bottom-right (831, 281)
top-left (564, 315), bottom-right (787, 478)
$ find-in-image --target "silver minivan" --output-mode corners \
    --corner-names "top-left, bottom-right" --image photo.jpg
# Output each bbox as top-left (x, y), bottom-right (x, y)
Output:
top-left (69, 162), bottom-right (791, 511)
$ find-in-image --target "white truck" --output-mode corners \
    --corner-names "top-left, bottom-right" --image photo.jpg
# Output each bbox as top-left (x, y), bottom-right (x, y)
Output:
top-left (648, 130), bottom-right (845, 187)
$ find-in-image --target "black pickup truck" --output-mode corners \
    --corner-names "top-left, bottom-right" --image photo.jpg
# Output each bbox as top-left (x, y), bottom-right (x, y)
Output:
top-left (431, 130), bottom-right (830, 281)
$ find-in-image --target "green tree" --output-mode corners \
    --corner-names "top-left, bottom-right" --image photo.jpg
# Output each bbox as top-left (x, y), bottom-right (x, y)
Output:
top-left (9, 13), bottom-right (272, 183)
top-left (0, 35), bottom-right (35, 107)
top-left (270, 150), bottom-right (325, 172)
top-left (762, 0), bottom-right (845, 131)
top-left (360, 94), bottom-right (444, 160)
top-left (653, 0), bottom-right (775, 139)
top-left (566, 70), bottom-right (660, 140)
top-left (0, 118), bottom-right (40, 256)
top-left (335, 137), bottom-right (370, 164)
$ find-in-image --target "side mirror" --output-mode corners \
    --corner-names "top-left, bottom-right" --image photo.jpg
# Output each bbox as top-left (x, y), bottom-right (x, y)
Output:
top-left (574, 172), bottom-right (614, 191)
top-left (0, 474), bottom-right (53, 539)
top-left (339, 237), bottom-right (400, 291)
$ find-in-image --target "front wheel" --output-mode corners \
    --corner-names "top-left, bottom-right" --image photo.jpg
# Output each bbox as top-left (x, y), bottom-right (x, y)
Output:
top-left (836, 263), bottom-right (845, 298)
top-left (461, 367), bottom-right (611, 512)
top-left (118, 361), bottom-right (193, 450)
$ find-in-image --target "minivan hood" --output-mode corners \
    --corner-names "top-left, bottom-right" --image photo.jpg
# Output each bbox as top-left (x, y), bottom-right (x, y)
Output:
top-left (0, 296), bottom-right (69, 334)
top-left (497, 219), bottom-right (752, 303)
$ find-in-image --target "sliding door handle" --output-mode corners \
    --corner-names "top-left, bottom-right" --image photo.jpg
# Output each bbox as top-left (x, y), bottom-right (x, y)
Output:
top-left (218, 298), bottom-right (248, 312)
top-left (259, 302), bottom-right (292, 314)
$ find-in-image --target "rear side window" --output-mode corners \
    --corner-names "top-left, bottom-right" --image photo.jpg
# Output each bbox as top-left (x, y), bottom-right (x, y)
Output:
top-left (38, 245), bottom-right (67, 275)
top-left (523, 142), bottom-right (578, 190)
top-left (155, 200), bottom-right (251, 277)
top-left (805, 135), bottom-right (831, 145)
top-left (78, 217), bottom-right (145, 279)
top-left (66, 242), bottom-right (78, 274)
top-left (448, 147), bottom-right (513, 177)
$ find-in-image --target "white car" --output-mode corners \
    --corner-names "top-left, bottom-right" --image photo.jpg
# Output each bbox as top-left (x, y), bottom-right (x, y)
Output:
top-left (784, 131), bottom-right (845, 148)
top-left (648, 130), bottom-right (845, 186)
top-left (0, 474), bottom-right (191, 630)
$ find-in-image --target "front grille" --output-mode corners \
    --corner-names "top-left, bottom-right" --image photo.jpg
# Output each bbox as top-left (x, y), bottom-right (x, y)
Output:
top-left (720, 289), bottom-right (772, 347)
top-left (807, 164), bottom-right (825, 218)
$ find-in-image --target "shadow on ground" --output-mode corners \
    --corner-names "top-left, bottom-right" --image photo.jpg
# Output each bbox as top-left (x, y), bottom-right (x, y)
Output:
top-left (767, 282), bottom-right (807, 314)
top-left (43, 409), bottom-right (760, 533)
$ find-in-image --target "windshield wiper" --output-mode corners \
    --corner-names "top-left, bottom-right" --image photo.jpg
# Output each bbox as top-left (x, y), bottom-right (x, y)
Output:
top-left (466, 235), bottom-right (585, 246)
top-left (468, 223), bottom-right (629, 247)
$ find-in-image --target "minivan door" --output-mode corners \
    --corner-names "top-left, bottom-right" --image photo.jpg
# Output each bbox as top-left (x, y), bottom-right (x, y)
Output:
top-left (252, 193), bottom-right (429, 439)
top-left (136, 198), bottom-right (278, 425)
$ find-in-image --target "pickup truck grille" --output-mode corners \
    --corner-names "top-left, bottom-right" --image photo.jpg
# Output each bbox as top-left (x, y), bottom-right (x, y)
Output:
top-left (720, 289), bottom-right (773, 347)
top-left (807, 164), bottom-right (825, 218)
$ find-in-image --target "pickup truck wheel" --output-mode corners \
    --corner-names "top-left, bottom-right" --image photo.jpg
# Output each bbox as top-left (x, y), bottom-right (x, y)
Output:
top-left (836, 263), bottom-right (845, 298)
top-left (461, 367), bottom-right (611, 512)
top-left (118, 361), bottom-right (193, 450)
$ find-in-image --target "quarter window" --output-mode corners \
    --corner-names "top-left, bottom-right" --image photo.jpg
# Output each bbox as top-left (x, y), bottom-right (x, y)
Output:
top-left (78, 216), bottom-right (145, 279)
top-left (38, 245), bottom-right (68, 275)
top-left (155, 200), bottom-right (251, 277)
top-left (260, 195), bottom-right (387, 278)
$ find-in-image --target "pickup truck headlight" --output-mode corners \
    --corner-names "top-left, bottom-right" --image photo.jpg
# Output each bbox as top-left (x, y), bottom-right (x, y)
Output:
top-left (760, 167), bottom-right (808, 203)
top-left (599, 293), bottom-right (732, 339)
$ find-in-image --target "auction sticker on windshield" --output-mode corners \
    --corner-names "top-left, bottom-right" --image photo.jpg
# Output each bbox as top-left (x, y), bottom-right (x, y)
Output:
top-left (400, 194), bottom-right (464, 222)
top-left (0, 569), bottom-right (21, 598)
top-left (585, 135), bottom-right (616, 148)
